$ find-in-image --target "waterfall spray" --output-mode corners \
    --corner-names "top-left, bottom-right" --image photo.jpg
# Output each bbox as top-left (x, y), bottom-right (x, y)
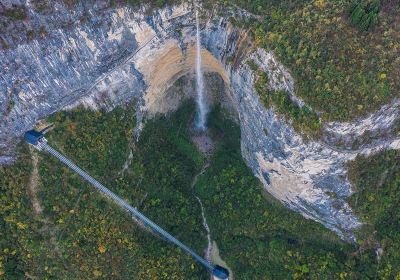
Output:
top-left (195, 8), bottom-right (207, 131)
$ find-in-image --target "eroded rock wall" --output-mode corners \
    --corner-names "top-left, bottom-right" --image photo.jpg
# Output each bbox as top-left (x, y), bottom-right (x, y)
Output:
top-left (1, 2), bottom-right (399, 240)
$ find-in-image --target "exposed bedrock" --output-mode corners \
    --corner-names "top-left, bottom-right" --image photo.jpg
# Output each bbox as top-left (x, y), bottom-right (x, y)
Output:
top-left (0, 2), bottom-right (399, 240)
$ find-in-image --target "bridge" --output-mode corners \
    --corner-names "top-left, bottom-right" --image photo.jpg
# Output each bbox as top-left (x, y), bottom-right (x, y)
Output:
top-left (24, 129), bottom-right (229, 280)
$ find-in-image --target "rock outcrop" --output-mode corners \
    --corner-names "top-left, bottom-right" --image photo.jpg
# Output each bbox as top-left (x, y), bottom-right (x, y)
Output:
top-left (1, 1), bottom-right (399, 240)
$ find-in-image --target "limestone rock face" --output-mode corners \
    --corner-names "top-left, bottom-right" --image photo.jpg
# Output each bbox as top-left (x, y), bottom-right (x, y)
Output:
top-left (1, 2), bottom-right (399, 239)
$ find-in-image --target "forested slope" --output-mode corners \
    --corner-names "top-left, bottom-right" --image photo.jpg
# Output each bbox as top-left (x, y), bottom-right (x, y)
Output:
top-left (1, 102), bottom-right (399, 279)
top-left (223, 0), bottom-right (399, 133)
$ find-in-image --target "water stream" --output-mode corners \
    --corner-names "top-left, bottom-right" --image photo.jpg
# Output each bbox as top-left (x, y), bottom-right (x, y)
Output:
top-left (191, 132), bottom-right (232, 279)
top-left (191, 161), bottom-right (212, 264)
top-left (192, 161), bottom-right (233, 280)
top-left (196, 195), bottom-right (212, 263)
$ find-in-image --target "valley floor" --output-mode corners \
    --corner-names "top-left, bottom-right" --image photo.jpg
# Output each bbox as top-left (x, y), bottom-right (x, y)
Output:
top-left (0, 101), bottom-right (399, 279)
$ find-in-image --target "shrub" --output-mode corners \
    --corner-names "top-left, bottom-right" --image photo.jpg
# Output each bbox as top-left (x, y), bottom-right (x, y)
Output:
top-left (349, 0), bottom-right (380, 31)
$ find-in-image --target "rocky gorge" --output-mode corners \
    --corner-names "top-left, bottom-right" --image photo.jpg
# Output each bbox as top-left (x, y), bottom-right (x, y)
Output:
top-left (1, 1), bottom-right (399, 242)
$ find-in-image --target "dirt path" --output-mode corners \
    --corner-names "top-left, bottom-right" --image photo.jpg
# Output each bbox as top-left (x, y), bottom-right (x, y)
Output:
top-left (191, 162), bottom-right (212, 263)
top-left (190, 129), bottom-right (233, 279)
top-left (28, 147), bottom-right (43, 215)
top-left (119, 149), bottom-right (133, 176)
top-left (28, 147), bottom-right (65, 268)
top-left (211, 241), bottom-right (233, 280)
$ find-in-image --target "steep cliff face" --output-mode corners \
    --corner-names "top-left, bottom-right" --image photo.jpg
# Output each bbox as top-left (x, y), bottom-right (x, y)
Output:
top-left (1, 2), bottom-right (399, 240)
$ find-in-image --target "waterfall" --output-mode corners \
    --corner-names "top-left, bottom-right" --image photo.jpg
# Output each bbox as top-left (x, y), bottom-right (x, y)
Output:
top-left (195, 9), bottom-right (207, 131)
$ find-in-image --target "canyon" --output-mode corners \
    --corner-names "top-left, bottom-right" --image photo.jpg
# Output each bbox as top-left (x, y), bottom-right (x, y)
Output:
top-left (1, 2), bottom-right (399, 242)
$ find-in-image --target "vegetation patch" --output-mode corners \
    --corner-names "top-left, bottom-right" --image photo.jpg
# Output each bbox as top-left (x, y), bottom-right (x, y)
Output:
top-left (1, 101), bottom-right (399, 279)
top-left (1, 6), bottom-right (27, 20)
top-left (0, 146), bottom-right (36, 280)
top-left (193, 106), bottom-right (393, 279)
top-left (349, 0), bottom-right (380, 31)
top-left (255, 72), bottom-right (321, 138)
top-left (348, 149), bottom-right (400, 279)
top-left (221, 0), bottom-right (399, 123)
top-left (1, 103), bottom-right (207, 279)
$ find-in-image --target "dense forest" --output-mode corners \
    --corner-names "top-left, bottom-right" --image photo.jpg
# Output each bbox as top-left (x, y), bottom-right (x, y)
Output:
top-left (1, 101), bottom-right (399, 279)
top-left (1, 103), bottom-right (207, 279)
top-left (224, 0), bottom-right (399, 135)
